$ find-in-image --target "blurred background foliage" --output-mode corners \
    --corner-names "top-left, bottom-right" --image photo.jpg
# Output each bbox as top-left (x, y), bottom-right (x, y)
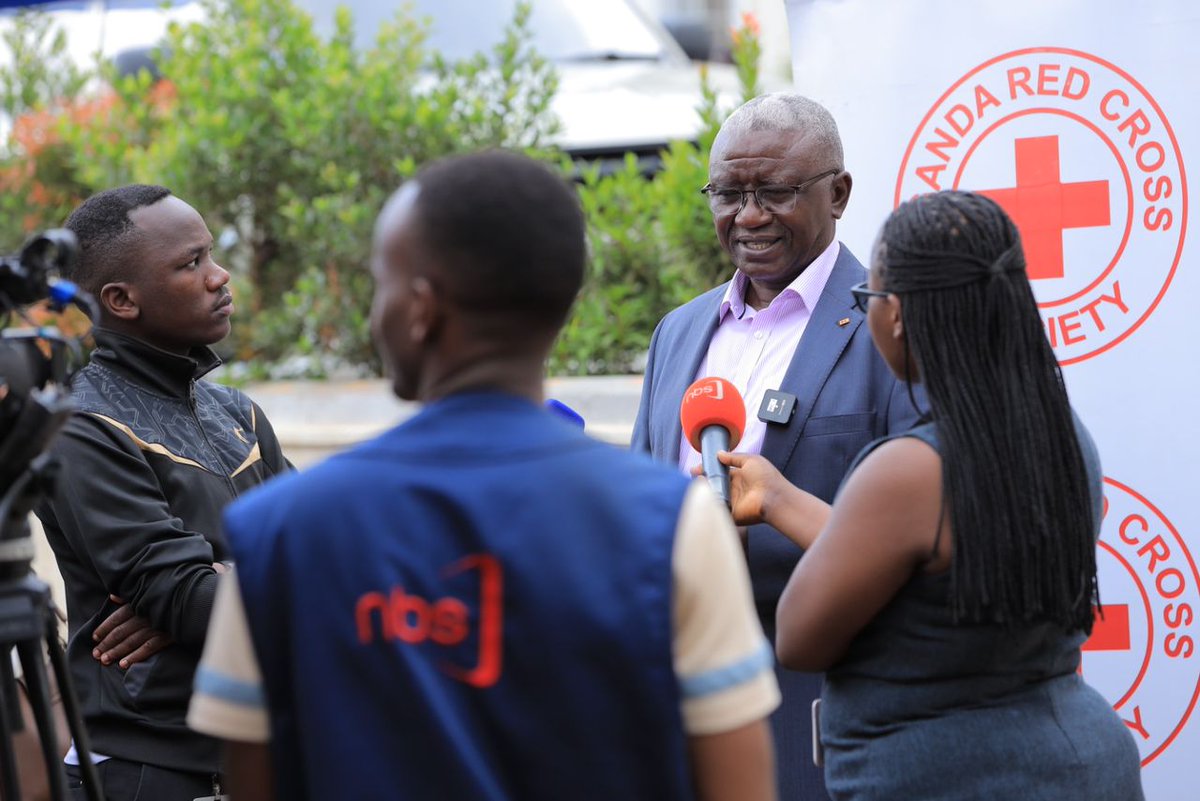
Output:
top-left (0, 0), bottom-right (761, 378)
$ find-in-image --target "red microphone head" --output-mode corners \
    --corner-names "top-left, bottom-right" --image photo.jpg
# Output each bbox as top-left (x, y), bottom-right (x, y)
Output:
top-left (679, 377), bottom-right (746, 452)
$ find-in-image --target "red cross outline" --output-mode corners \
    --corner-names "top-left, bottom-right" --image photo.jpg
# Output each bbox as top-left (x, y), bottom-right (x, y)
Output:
top-left (980, 135), bottom-right (1111, 280)
top-left (1083, 604), bottom-right (1131, 655)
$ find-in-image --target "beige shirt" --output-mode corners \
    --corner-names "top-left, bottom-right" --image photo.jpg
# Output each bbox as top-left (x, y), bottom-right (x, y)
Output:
top-left (188, 480), bottom-right (780, 741)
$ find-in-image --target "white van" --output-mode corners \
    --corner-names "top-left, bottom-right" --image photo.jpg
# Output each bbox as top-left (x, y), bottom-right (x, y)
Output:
top-left (2, 0), bottom-right (755, 173)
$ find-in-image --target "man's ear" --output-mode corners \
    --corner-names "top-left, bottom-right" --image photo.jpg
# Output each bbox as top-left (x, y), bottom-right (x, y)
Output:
top-left (407, 275), bottom-right (441, 345)
top-left (830, 171), bottom-right (853, 220)
top-left (99, 282), bottom-right (140, 321)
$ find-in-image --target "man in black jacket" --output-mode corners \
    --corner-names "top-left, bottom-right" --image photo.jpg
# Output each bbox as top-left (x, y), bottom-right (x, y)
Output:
top-left (35, 184), bottom-right (291, 800)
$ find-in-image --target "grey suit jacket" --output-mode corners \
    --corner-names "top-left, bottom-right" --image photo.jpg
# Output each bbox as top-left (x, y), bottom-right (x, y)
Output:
top-left (631, 245), bottom-right (923, 625)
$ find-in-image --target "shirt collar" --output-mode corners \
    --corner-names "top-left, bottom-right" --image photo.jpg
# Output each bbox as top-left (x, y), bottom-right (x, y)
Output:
top-left (718, 239), bottom-right (842, 321)
top-left (89, 328), bottom-right (222, 399)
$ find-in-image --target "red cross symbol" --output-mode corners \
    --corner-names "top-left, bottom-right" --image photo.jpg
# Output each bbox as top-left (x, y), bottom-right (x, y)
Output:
top-left (1080, 604), bottom-right (1130, 679)
top-left (980, 135), bottom-right (1110, 280)
top-left (1083, 604), bottom-right (1131, 653)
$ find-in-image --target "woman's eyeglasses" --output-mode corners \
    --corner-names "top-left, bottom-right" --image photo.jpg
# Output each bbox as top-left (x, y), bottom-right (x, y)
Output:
top-left (849, 282), bottom-right (890, 312)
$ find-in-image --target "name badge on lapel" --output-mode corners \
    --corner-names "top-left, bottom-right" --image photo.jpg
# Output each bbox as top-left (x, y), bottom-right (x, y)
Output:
top-left (758, 390), bottom-right (797, 425)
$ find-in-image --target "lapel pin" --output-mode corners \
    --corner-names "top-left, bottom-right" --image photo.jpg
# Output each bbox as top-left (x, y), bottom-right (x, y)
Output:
top-left (837, 317), bottom-right (851, 327)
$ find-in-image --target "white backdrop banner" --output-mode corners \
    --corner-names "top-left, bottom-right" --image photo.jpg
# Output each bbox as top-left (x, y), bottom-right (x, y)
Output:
top-left (785, 1), bottom-right (1197, 798)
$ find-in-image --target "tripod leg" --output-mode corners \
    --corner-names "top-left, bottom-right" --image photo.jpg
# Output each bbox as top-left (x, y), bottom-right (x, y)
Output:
top-left (15, 639), bottom-right (67, 801)
top-left (0, 652), bottom-right (24, 801)
top-left (0, 653), bottom-right (19, 735)
top-left (44, 626), bottom-right (104, 801)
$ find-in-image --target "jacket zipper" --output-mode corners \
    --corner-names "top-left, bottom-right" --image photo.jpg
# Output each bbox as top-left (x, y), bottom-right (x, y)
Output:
top-left (189, 381), bottom-right (240, 498)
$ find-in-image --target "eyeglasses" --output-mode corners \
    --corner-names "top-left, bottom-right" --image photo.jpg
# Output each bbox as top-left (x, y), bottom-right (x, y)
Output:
top-left (849, 281), bottom-right (889, 312)
top-left (700, 168), bottom-right (840, 215)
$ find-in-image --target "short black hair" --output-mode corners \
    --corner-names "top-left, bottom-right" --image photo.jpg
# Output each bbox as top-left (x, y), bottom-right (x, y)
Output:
top-left (410, 151), bottom-right (585, 331)
top-left (63, 184), bottom-right (173, 295)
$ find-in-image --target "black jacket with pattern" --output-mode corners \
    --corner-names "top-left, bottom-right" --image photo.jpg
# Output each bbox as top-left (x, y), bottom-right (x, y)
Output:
top-left (35, 329), bottom-right (290, 774)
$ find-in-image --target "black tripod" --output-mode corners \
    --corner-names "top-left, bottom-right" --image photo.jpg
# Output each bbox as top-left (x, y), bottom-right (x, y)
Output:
top-left (0, 396), bottom-right (104, 801)
top-left (0, 227), bottom-right (105, 801)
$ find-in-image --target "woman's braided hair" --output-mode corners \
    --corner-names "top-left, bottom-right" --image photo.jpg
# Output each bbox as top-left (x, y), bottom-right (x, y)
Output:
top-left (878, 190), bottom-right (1098, 632)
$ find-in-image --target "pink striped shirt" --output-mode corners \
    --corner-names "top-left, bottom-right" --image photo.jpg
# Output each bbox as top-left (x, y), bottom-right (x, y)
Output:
top-left (678, 240), bottom-right (841, 472)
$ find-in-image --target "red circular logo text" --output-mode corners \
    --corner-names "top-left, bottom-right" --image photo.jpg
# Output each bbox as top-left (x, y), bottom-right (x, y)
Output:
top-left (1086, 478), bottom-right (1200, 765)
top-left (896, 48), bottom-right (1187, 365)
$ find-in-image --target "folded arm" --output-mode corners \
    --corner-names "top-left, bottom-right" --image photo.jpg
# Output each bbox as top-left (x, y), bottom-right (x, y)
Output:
top-left (44, 418), bottom-right (221, 647)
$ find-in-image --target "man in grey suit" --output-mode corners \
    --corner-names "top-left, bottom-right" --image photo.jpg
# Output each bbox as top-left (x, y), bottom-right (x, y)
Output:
top-left (632, 94), bottom-right (921, 799)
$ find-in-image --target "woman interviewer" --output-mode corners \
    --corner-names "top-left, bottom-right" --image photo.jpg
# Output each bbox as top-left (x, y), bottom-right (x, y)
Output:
top-left (717, 191), bottom-right (1144, 799)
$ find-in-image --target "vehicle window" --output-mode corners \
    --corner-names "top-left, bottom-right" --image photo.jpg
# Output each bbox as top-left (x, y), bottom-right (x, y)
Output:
top-left (292, 0), bottom-right (671, 62)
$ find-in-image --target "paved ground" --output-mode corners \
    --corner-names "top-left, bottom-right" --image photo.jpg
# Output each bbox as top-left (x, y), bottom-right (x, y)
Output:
top-left (31, 375), bottom-right (648, 609)
top-left (250, 375), bottom-right (646, 466)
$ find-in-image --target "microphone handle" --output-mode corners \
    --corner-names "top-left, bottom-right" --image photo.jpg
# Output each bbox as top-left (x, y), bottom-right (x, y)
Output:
top-left (699, 425), bottom-right (732, 507)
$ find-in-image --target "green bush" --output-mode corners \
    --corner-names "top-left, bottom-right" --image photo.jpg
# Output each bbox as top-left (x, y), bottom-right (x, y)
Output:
top-left (550, 17), bottom-right (762, 375)
top-left (0, 1), bottom-right (764, 378)
top-left (0, 10), bottom-right (93, 248)
top-left (1, 0), bottom-right (558, 376)
top-left (0, 10), bottom-right (87, 122)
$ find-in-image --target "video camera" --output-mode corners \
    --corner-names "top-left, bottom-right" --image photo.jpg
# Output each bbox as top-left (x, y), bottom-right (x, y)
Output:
top-left (0, 229), bottom-right (92, 497)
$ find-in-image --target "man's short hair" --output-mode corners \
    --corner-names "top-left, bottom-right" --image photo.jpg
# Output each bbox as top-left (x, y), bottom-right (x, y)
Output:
top-left (713, 93), bottom-right (845, 170)
top-left (63, 184), bottom-right (173, 295)
top-left (411, 151), bottom-right (585, 331)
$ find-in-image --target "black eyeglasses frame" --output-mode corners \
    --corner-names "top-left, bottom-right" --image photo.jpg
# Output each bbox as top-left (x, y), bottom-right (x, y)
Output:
top-left (849, 281), bottom-right (890, 312)
top-left (699, 168), bottom-right (841, 215)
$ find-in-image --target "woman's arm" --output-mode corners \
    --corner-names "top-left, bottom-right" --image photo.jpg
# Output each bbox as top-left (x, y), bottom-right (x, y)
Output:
top-left (774, 437), bottom-right (946, 671)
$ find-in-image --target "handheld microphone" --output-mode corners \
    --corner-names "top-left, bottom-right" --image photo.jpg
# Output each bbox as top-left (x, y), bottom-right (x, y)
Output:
top-left (679, 377), bottom-right (745, 507)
